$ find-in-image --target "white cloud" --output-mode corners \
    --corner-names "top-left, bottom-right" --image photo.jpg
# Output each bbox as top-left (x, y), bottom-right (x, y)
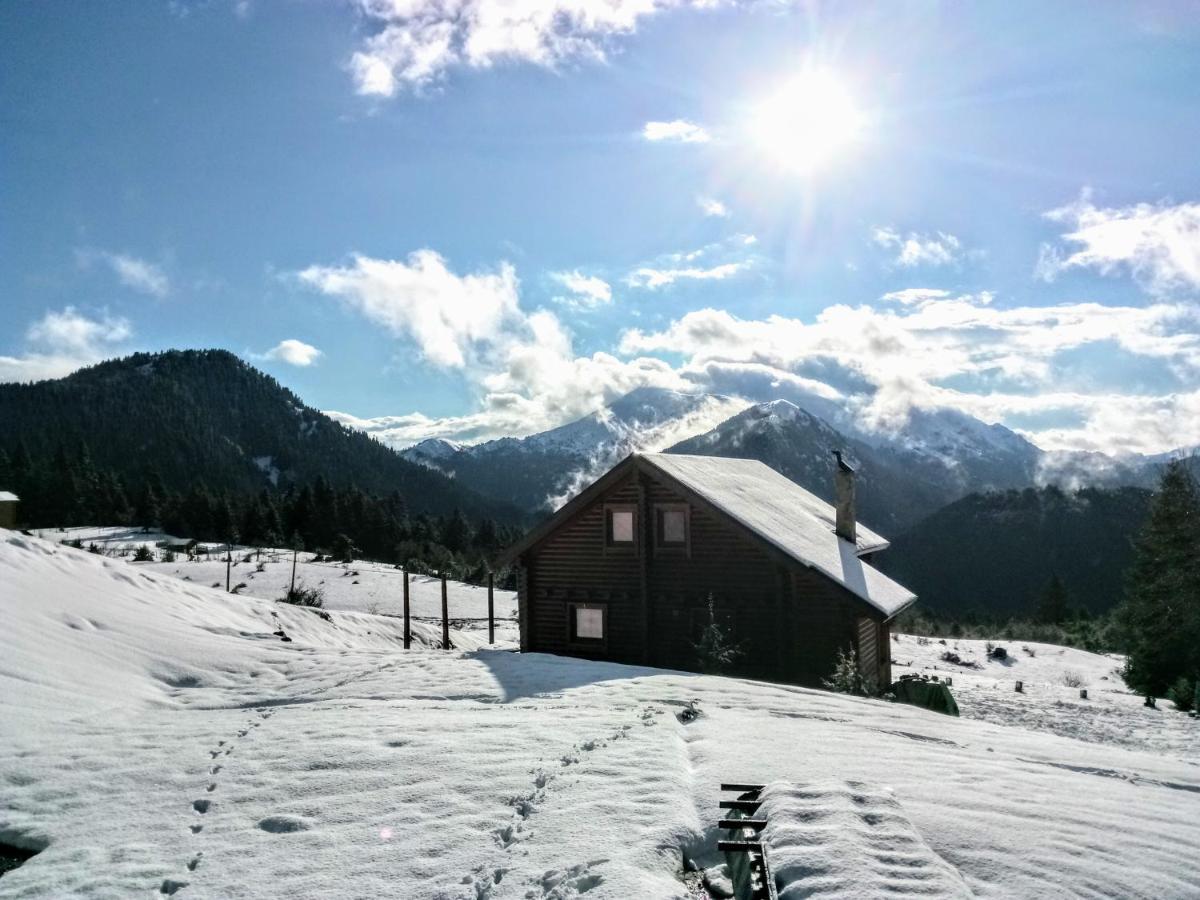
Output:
top-left (298, 250), bottom-right (697, 442)
top-left (697, 196), bottom-right (730, 217)
top-left (625, 261), bottom-right (749, 289)
top-left (872, 227), bottom-right (962, 268)
top-left (880, 288), bottom-right (994, 307)
top-left (642, 119), bottom-right (711, 143)
top-left (350, 0), bottom-right (709, 95)
top-left (264, 339), bottom-right (323, 367)
top-left (1037, 194), bottom-right (1200, 294)
top-left (77, 249), bottom-right (170, 297)
top-left (298, 250), bottom-right (522, 369)
top-left (0, 307), bottom-right (132, 383)
top-left (618, 299), bottom-right (1200, 452)
top-left (550, 270), bottom-right (612, 308)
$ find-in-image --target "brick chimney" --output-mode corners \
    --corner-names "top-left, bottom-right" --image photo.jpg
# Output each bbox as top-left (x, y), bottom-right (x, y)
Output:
top-left (831, 450), bottom-right (856, 544)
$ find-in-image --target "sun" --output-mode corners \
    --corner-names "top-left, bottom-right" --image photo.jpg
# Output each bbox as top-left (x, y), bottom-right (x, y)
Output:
top-left (748, 68), bottom-right (865, 175)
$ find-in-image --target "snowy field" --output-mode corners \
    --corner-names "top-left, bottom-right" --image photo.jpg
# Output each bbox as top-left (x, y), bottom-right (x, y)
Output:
top-left (892, 634), bottom-right (1200, 759)
top-left (28, 526), bottom-right (520, 646)
top-left (3, 529), bottom-right (1200, 899)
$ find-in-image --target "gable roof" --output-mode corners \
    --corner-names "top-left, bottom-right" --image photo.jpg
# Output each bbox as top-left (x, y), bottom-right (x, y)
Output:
top-left (504, 452), bottom-right (916, 618)
top-left (0, 492), bottom-right (18, 502)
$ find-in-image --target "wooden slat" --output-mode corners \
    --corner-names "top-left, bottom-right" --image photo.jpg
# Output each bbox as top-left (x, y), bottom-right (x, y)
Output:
top-left (719, 799), bottom-right (762, 811)
top-left (721, 783), bottom-right (765, 792)
top-left (718, 840), bottom-right (764, 853)
top-left (719, 818), bottom-right (766, 830)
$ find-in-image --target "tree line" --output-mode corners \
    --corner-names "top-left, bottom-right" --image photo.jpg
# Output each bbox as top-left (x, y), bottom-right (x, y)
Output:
top-left (1, 441), bottom-right (524, 582)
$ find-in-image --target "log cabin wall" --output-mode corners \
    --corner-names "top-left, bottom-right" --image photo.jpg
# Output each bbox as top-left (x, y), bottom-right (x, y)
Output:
top-left (521, 465), bottom-right (887, 686)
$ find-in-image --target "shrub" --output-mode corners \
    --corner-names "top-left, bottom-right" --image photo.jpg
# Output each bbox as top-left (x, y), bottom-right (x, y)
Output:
top-left (231, 582), bottom-right (248, 594)
top-left (823, 646), bottom-right (877, 696)
top-left (1062, 670), bottom-right (1084, 688)
top-left (255, 561), bottom-right (266, 572)
top-left (162, 549), bottom-right (176, 562)
top-left (280, 585), bottom-right (325, 609)
top-left (990, 646), bottom-right (1008, 660)
top-left (1167, 676), bottom-right (1196, 712)
top-left (132, 545), bottom-right (154, 562)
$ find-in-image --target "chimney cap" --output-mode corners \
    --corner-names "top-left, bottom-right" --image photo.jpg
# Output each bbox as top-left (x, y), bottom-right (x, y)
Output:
top-left (831, 449), bottom-right (855, 473)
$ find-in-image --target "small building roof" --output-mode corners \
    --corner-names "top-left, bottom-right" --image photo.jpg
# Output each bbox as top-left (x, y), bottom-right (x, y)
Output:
top-left (641, 454), bottom-right (915, 617)
top-left (0, 491), bottom-right (19, 502)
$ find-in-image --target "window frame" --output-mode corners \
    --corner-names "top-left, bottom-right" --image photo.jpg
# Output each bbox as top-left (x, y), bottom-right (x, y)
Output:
top-left (604, 503), bottom-right (638, 552)
top-left (567, 601), bottom-right (608, 651)
top-left (653, 503), bottom-right (691, 555)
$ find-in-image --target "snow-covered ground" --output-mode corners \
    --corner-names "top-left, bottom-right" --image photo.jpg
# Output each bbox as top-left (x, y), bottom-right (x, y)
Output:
top-left (892, 634), bottom-right (1200, 759)
top-left (28, 526), bottom-right (521, 646)
top-left (142, 552), bottom-right (520, 647)
top-left (3, 529), bottom-right (1200, 898)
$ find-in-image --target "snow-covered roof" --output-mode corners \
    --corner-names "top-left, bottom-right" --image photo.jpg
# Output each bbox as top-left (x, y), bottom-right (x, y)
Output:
top-left (641, 453), bottom-right (916, 617)
top-left (0, 491), bottom-right (18, 502)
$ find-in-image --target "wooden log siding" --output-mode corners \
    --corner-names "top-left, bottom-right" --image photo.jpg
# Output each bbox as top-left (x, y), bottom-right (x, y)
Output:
top-left (520, 465), bottom-right (890, 685)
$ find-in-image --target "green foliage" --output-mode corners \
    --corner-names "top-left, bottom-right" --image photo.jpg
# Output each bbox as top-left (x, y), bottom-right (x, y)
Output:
top-left (280, 585), bottom-right (325, 609)
top-left (132, 544), bottom-right (154, 562)
top-left (822, 646), bottom-right (876, 696)
top-left (692, 597), bottom-right (742, 675)
top-left (1166, 676), bottom-right (1196, 713)
top-left (331, 533), bottom-right (358, 563)
top-left (1116, 460), bottom-right (1200, 700)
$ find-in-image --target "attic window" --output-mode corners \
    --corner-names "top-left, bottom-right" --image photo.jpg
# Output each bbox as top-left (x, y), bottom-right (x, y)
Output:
top-left (655, 505), bottom-right (689, 550)
top-left (607, 507), bottom-right (635, 544)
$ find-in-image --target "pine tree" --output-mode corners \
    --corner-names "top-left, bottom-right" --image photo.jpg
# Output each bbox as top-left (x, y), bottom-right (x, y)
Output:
top-left (1036, 573), bottom-right (1070, 624)
top-left (1117, 460), bottom-right (1200, 699)
top-left (693, 597), bottom-right (742, 675)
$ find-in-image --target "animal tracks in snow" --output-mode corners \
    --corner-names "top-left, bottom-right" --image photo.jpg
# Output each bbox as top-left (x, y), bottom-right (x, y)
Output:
top-left (471, 712), bottom-right (645, 897)
top-left (163, 706), bottom-right (276, 894)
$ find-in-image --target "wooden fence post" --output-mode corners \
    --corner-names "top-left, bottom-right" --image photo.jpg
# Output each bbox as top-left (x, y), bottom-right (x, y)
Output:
top-left (488, 571), bottom-right (495, 645)
top-left (402, 567), bottom-right (411, 650)
top-left (225, 544), bottom-right (231, 593)
top-left (289, 547), bottom-right (297, 597)
top-left (441, 572), bottom-right (450, 650)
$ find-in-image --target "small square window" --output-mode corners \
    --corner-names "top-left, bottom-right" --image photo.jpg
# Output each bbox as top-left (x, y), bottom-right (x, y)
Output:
top-left (661, 509), bottom-right (687, 544)
top-left (610, 509), bottom-right (634, 543)
top-left (575, 607), bottom-right (604, 640)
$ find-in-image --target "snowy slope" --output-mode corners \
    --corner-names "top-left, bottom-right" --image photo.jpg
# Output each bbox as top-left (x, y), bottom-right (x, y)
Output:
top-left (3, 530), bottom-right (1200, 899)
top-left (892, 634), bottom-right (1200, 758)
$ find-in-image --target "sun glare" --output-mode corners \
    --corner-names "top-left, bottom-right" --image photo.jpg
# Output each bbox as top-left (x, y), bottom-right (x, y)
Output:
top-left (748, 68), bottom-right (865, 174)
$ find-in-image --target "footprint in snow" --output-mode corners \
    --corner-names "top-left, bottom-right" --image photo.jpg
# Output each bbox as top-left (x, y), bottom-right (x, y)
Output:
top-left (192, 799), bottom-right (211, 814)
top-left (160, 878), bottom-right (189, 895)
top-left (187, 852), bottom-right (203, 872)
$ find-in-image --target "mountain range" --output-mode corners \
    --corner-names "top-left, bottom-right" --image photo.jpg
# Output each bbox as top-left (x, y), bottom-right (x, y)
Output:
top-left (399, 384), bottom-right (1186, 531)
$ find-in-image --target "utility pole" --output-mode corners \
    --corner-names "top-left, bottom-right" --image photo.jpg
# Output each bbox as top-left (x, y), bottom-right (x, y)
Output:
top-left (289, 547), bottom-right (298, 597)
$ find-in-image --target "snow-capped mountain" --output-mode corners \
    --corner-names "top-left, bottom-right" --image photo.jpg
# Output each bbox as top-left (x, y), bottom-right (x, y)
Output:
top-left (667, 400), bottom-right (952, 531)
top-left (396, 384), bottom-right (1195, 520)
top-left (400, 387), bottom-right (748, 510)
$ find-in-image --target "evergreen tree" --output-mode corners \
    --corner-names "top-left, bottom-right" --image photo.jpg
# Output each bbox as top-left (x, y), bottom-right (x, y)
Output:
top-left (440, 508), bottom-right (472, 553)
top-left (1036, 573), bottom-right (1070, 624)
top-left (1117, 461), bottom-right (1200, 699)
top-left (693, 597), bottom-right (742, 675)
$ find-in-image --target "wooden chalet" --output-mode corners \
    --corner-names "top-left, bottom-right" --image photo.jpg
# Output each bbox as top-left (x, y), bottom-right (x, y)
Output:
top-left (503, 452), bottom-right (916, 688)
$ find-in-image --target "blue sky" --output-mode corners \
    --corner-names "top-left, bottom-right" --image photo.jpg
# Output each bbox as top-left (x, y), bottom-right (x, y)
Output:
top-left (3, 0), bottom-right (1199, 454)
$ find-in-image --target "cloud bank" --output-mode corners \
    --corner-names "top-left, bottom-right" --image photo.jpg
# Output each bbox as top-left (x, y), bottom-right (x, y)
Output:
top-left (0, 307), bottom-right (132, 383)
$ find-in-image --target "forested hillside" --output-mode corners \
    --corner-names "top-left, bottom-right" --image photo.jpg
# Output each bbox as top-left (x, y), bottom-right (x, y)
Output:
top-left (879, 485), bottom-right (1153, 617)
top-left (0, 350), bottom-right (526, 564)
